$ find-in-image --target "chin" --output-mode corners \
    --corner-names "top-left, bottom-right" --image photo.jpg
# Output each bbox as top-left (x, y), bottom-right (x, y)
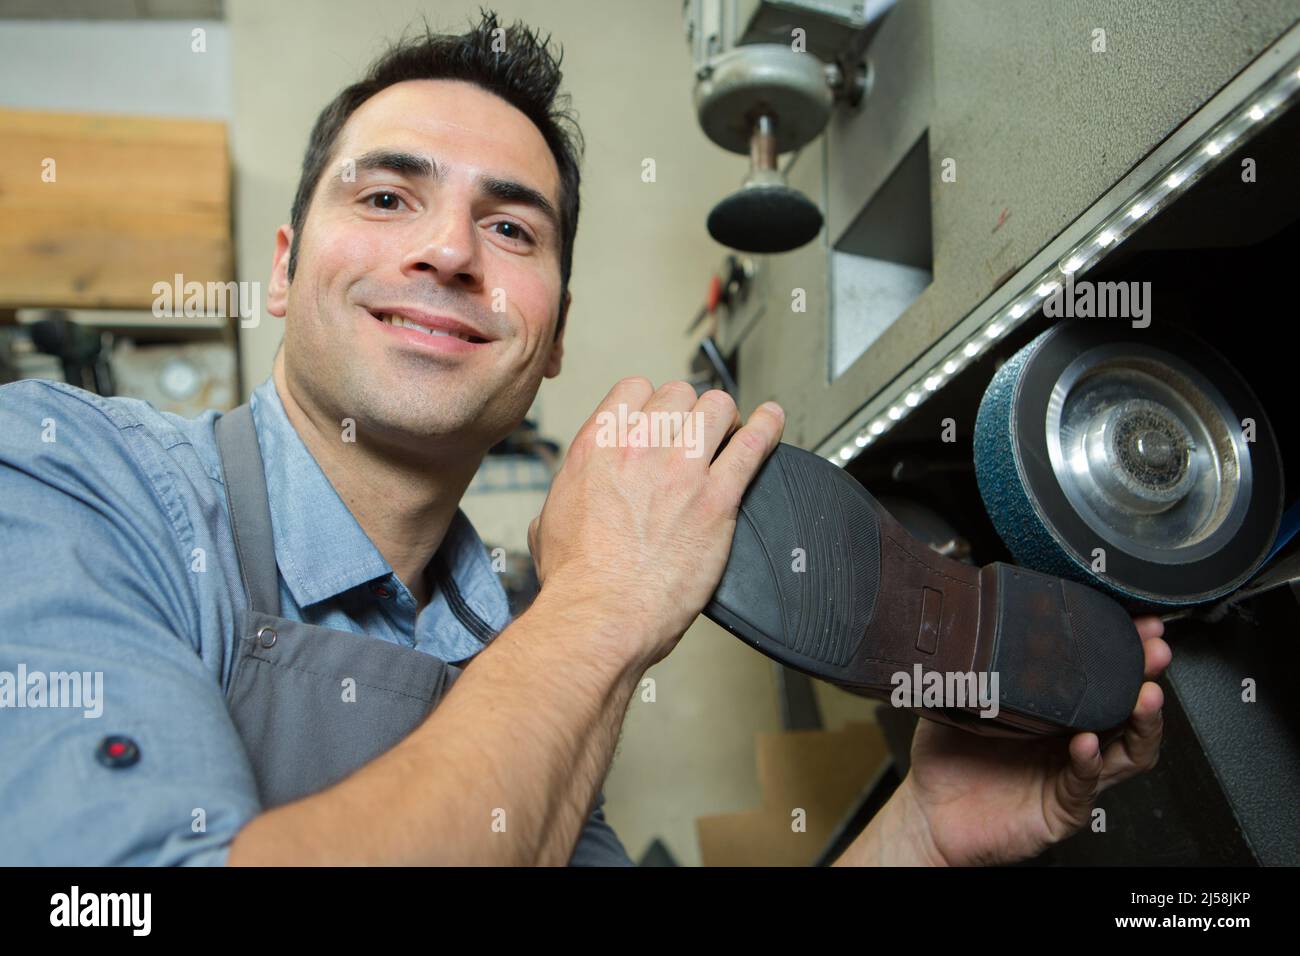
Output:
top-left (379, 402), bottom-right (485, 444)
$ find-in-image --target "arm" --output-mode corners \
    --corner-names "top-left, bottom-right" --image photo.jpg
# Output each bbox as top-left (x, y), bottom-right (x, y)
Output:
top-left (230, 379), bottom-right (786, 865)
top-left (569, 790), bottom-right (633, 866)
top-left (830, 776), bottom-right (947, 866)
top-left (228, 582), bottom-right (644, 865)
top-left (0, 381), bottom-right (635, 866)
top-left (1, 377), bottom-right (780, 865)
top-left (0, 382), bottom-right (261, 865)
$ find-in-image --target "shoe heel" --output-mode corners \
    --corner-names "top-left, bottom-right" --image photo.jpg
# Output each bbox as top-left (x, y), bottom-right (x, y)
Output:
top-left (978, 562), bottom-right (1145, 733)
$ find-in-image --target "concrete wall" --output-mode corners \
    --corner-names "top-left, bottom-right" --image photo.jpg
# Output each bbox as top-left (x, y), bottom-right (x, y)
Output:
top-left (0, 19), bottom-right (230, 117)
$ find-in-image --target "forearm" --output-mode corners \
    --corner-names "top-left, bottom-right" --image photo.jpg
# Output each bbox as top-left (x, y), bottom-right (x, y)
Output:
top-left (832, 775), bottom-right (947, 867)
top-left (228, 584), bottom-right (645, 865)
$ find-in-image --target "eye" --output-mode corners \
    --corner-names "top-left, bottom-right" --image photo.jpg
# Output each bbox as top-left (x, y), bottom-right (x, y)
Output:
top-left (492, 220), bottom-right (533, 245)
top-left (364, 191), bottom-right (406, 212)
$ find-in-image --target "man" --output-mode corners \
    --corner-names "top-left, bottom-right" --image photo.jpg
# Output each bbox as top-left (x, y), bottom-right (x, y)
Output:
top-left (0, 11), bottom-right (1168, 866)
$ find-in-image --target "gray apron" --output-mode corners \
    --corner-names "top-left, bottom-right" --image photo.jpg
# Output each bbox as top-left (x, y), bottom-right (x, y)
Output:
top-left (215, 403), bottom-right (464, 808)
top-left (213, 404), bottom-right (630, 865)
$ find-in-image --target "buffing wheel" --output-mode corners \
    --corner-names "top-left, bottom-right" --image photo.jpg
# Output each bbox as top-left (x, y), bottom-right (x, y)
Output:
top-left (974, 320), bottom-right (1284, 607)
top-left (707, 183), bottom-right (823, 253)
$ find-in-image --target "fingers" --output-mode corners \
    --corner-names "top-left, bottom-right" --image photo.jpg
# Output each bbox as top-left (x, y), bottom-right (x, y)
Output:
top-left (1053, 731), bottom-right (1103, 824)
top-left (640, 380), bottom-right (708, 452)
top-left (1134, 615), bottom-right (1172, 680)
top-left (1134, 615), bottom-right (1165, 642)
top-left (573, 377), bottom-right (656, 446)
top-left (578, 379), bottom-right (745, 464)
top-left (1044, 615), bottom-right (1168, 833)
top-left (1098, 681), bottom-right (1165, 791)
top-left (589, 378), bottom-right (782, 494)
top-left (599, 376), bottom-right (655, 415)
top-left (1143, 634), bottom-right (1172, 680)
top-left (641, 380), bottom-right (698, 418)
top-left (709, 402), bottom-right (785, 505)
top-left (694, 389), bottom-right (743, 462)
top-left (637, 383), bottom-right (746, 465)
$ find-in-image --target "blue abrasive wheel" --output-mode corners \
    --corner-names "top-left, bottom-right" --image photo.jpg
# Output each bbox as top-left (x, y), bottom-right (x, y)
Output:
top-left (974, 321), bottom-right (1284, 608)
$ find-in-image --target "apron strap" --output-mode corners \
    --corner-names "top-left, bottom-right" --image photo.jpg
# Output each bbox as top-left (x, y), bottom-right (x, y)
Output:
top-left (215, 403), bottom-right (282, 617)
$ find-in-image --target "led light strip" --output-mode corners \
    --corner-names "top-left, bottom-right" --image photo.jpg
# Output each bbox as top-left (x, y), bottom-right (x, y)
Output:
top-left (817, 45), bottom-right (1300, 468)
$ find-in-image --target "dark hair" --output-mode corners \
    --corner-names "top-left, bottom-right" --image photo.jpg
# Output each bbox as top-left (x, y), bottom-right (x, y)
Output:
top-left (286, 8), bottom-right (583, 332)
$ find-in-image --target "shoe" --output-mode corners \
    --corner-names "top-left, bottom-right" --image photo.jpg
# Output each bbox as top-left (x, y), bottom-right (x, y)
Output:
top-left (704, 442), bottom-right (1146, 737)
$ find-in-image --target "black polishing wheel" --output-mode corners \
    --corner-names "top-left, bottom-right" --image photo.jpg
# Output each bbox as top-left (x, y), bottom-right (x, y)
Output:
top-left (974, 320), bottom-right (1284, 607)
top-left (707, 185), bottom-right (823, 253)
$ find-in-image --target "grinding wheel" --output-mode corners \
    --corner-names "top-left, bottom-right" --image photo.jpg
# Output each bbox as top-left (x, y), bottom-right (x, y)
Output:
top-left (974, 321), bottom-right (1284, 607)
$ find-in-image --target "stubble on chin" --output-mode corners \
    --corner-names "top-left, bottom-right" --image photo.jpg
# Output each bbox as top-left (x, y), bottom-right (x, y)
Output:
top-left (340, 370), bottom-right (495, 445)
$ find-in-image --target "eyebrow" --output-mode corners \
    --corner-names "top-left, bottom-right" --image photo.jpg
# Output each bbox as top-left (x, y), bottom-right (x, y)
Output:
top-left (349, 148), bottom-right (561, 238)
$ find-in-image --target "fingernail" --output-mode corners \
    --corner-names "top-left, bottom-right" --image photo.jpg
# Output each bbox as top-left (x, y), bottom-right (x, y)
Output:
top-left (761, 401), bottom-right (784, 417)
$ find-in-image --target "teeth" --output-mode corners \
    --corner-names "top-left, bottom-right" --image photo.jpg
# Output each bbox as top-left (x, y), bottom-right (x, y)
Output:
top-left (377, 313), bottom-right (474, 341)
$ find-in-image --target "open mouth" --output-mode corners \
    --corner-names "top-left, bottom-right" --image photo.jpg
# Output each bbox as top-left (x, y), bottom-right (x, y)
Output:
top-left (368, 310), bottom-right (489, 344)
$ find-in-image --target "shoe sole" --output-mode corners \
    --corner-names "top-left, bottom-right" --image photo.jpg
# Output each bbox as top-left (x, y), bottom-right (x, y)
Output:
top-left (704, 443), bottom-right (1146, 737)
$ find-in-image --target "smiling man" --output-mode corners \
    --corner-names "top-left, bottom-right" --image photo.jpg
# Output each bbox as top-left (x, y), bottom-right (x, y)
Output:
top-left (0, 10), bottom-right (1168, 867)
top-left (269, 80), bottom-right (573, 615)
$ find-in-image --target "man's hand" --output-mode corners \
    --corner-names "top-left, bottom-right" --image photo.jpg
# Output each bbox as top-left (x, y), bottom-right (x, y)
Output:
top-left (528, 378), bottom-right (785, 670)
top-left (837, 615), bottom-right (1170, 866)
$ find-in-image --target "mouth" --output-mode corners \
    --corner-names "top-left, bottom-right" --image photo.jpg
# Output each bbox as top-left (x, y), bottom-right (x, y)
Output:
top-left (366, 308), bottom-right (492, 345)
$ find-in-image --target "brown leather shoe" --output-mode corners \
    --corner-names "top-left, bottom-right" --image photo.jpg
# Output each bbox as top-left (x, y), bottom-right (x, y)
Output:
top-left (704, 442), bottom-right (1145, 737)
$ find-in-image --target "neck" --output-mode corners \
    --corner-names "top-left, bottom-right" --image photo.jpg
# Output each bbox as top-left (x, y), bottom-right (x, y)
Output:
top-left (271, 356), bottom-right (482, 609)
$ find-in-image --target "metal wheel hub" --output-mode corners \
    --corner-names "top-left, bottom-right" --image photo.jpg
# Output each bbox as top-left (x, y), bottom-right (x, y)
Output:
top-left (1045, 346), bottom-right (1249, 564)
top-left (1085, 398), bottom-right (1198, 514)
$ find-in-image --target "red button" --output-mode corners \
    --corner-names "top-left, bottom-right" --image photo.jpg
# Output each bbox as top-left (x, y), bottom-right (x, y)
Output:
top-left (96, 735), bottom-right (140, 769)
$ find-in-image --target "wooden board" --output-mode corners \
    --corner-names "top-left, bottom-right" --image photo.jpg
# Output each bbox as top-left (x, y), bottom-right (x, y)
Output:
top-left (696, 721), bottom-right (889, 866)
top-left (0, 107), bottom-right (232, 310)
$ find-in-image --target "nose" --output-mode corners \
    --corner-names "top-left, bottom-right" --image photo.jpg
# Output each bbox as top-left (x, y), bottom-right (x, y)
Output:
top-left (399, 198), bottom-right (484, 289)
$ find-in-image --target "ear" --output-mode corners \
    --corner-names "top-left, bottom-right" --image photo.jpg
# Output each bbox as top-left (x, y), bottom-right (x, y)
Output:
top-left (267, 225), bottom-right (294, 319)
top-left (543, 289), bottom-right (569, 379)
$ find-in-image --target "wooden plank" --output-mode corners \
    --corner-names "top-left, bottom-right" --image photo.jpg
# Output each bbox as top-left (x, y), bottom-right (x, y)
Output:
top-left (0, 107), bottom-right (232, 310)
top-left (696, 722), bottom-right (888, 866)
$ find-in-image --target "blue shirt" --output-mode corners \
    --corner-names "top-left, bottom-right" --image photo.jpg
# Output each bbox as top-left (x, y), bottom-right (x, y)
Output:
top-left (0, 375), bottom-right (630, 865)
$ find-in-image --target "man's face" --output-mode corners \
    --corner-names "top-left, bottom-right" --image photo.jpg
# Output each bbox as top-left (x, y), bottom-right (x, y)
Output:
top-left (268, 79), bottom-right (568, 454)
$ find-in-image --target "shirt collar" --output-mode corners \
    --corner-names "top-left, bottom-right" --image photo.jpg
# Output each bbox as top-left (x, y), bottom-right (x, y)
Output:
top-left (249, 376), bottom-right (390, 607)
top-left (247, 375), bottom-right (511, 636)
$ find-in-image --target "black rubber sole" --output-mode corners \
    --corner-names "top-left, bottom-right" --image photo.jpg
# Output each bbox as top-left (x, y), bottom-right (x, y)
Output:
top-left (704, 443), bottom-right (1146, 737)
